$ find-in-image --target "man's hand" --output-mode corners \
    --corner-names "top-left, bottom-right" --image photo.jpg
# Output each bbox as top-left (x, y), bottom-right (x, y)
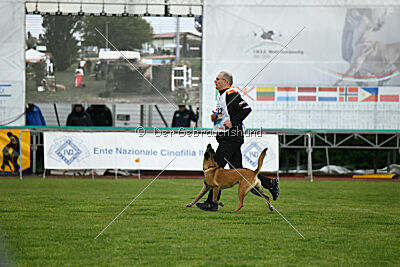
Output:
top-left (223, 120), bottom-right (232, 129)
top-left (211, 111), bottom-right (216, 122)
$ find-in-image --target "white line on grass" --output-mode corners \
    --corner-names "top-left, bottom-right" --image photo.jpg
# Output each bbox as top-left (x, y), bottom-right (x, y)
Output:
top-left (95, 28), bottom-right (177, 109)
top-left (94, 157), bottom-right (177, 239)
top-left (224, 157), bottom-right (306, 240)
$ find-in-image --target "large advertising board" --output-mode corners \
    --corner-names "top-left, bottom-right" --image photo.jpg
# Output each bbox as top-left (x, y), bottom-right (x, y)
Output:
top-left (202, 1), bottom-right (400, 130)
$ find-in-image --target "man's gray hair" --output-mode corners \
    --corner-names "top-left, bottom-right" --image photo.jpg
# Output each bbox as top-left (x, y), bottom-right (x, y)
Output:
top-left (221, 72), bottom-right (233, 86)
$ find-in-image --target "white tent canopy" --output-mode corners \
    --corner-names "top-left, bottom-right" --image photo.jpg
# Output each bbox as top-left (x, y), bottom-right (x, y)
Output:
top-left (26, 48), bottom-right (46, 62)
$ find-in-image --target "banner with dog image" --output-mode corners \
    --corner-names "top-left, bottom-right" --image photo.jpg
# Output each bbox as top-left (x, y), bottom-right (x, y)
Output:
top-left (203, 2), bottom-right (400, 88)
top-left (202, 1), bottom-right (400, 130)
top-left (44, 132), bottom-right (279, 171)
top-left (0, 130), bottom-right (30, 173)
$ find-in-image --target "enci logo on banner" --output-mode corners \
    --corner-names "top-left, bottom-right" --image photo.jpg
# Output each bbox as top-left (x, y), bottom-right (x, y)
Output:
top-left (242, 139), bottom-right (276, 168)
top-left (242, 141), bottom-right (264, 168)
top-left (48, 136), bottom-right (90, 165)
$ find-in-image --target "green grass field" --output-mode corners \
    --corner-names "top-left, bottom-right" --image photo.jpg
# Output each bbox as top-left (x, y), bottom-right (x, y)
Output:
top-left (0, 178), bottom-right (399, 266)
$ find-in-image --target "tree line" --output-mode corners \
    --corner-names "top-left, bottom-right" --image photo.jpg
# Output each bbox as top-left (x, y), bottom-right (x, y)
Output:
top-left (35, 16), bottom-right (153, 71)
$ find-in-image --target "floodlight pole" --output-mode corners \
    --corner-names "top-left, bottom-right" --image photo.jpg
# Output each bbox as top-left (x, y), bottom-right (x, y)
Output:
top-left (176, 17), bottom-right (180, 63)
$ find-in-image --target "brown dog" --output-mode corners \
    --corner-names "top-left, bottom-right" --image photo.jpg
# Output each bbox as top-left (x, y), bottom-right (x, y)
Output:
top-left (186, 144), bottom-right (274, 212)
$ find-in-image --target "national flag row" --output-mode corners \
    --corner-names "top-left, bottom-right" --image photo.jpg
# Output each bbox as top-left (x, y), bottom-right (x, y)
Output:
top-left (255, 87), bottom-right (400, 102)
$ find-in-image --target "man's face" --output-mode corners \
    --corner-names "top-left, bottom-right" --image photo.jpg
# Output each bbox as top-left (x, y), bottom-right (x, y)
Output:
top-left (214, 73), bottom-right (228, 91)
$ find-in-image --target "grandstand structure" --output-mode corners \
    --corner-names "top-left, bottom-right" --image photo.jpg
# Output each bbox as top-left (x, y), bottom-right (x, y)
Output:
top-left (0, 0), bottom-right (400, 178)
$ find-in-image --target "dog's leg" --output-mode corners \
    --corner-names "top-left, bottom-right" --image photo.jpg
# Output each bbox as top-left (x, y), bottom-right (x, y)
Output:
top-left (211, 187), bottom-right (224, 207)
top-left (186, 183), bottom-right (211, 207)
top-left (251, 185), bottom-right (274, 212)
top-left (234, 182), bottom-right (252, 211)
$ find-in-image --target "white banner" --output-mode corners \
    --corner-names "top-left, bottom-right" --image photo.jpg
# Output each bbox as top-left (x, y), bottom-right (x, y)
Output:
top-left (44, 131), bottom-right (279, 172)
top-left (0, 1), bottom-right (25, 126)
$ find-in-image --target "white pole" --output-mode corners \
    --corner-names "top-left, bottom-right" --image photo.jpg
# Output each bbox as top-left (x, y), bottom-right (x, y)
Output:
top-left (171, 68), bottom-right (175, 91)
top-left (138, 161), bottom-right (141, 180)
top-left (307, 133), bottom-right (313, 182)
top-left (188, 67), bottom-right (192, 87)
top-left (176, 17), bottom-right (180, 63)
top-left (115, 168), bottom-right (117, 180)
top-left (183, 65), bottom-right (187, 88)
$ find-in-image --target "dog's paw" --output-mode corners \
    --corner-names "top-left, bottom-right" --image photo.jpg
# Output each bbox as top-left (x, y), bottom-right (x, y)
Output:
top-left (219, 202), bottom-right (224, 207)
top-left (269, 206), bottom-right (274, 212)
top-left (185, 203), bottom-right (193, 207)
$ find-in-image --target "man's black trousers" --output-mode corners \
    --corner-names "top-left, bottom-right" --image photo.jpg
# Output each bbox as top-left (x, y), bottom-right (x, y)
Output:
top-left (205, 140), bottom-right (243, 203)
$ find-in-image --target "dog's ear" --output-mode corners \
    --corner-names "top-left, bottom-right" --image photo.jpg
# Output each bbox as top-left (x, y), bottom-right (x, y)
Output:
top-left (207, 144), bottom-right (212, 150)
top-left (204, 152), bottom-right (210, 160)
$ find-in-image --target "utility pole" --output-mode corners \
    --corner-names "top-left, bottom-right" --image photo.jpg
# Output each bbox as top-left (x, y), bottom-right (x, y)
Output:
top-left (176, 17), bottom-right (180, 63)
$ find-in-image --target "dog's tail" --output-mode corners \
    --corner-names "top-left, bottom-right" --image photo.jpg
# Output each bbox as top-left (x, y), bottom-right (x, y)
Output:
top-left (254, 148), bottom-right (268, 174)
